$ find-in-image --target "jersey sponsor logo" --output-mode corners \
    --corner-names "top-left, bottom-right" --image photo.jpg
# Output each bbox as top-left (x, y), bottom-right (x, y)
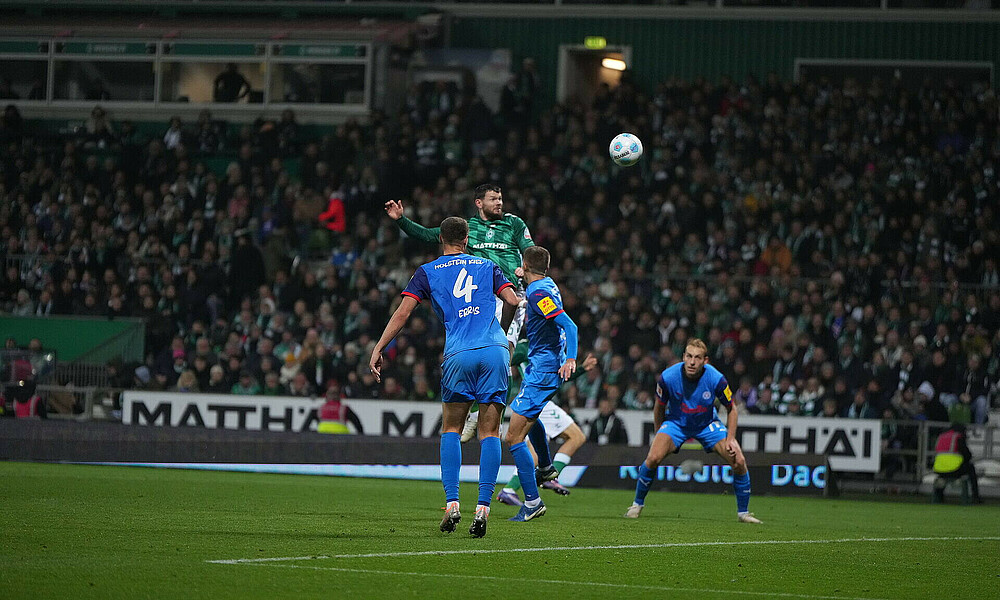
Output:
top-left (536, 296), bottom-right (557, 315)
top-left (681, 402), bottom-right (709, 414)
top-left (471, 242), bottom-right (509, 250)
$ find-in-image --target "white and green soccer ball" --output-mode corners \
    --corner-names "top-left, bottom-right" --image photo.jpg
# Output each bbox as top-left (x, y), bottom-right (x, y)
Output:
top-left (609, 132), bottom-right (643, 167)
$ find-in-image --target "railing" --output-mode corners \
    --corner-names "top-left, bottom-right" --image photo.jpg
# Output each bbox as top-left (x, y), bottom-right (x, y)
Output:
top-left (869, 418), bottom-right (998, 485)
top-left (31, 383), bottom-right (125, 420)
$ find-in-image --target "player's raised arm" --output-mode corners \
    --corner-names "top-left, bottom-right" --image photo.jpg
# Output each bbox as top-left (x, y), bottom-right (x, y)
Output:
top-left (384, 199), bottom-right (441, 243)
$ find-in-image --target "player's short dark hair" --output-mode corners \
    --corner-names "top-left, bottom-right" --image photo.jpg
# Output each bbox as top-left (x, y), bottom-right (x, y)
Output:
top-left (523, 245), bottom-right (550, 275)
top-left (439, 216), bottom-right (469, 245)
top-left (474, 183), bottom-right (501, 200)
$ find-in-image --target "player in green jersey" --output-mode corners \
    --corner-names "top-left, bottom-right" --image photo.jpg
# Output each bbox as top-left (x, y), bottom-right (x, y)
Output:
top-left (386, 184), bottom-right (535, 439)
top-left (385, 183), bottom-right (533, 286)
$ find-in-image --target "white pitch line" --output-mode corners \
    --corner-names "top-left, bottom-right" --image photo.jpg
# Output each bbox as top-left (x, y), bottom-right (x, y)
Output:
top-left (252, 563), bottom-right (889, 600)
top-left (206, 535), bottom-right (1000, 564)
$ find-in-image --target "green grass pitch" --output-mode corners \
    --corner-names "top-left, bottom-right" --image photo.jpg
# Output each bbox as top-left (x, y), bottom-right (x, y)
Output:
top-left (2, 462), bottom-right (998, 599)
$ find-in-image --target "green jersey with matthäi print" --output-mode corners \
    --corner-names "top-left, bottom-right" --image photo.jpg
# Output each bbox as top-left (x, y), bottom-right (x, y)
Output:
top-left (395, 213), bottom-right (534, 285)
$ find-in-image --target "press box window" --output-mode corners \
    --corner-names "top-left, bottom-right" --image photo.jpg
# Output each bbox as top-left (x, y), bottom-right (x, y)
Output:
top-left (53, 60), bottom-right (155, 101)
top-left (270, 63), bottom-right (366, 104)
top-left (0, 59), bottom-right (48, 100)
top-left (159, 62), bottom-right (266, 103)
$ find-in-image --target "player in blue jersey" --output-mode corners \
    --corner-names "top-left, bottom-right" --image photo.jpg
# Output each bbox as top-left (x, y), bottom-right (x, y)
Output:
top-left (625, 339), bottom-right (762, 524)
top-left (370, 216), bottom-right (520, 538)
top-left (503, 246), bottom-right (579, 523)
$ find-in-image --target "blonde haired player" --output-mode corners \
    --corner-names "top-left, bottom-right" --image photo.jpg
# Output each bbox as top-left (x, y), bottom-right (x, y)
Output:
top-left (625, 339), bottom-right (761, 523)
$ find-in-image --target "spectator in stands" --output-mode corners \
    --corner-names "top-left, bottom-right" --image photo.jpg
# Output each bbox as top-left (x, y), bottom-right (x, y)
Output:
top-left (588, 391), bottom-right (628, 445)
top-left (261, 372), bottom-right (286, 396)
top-left (172, 370), bottom-right (198, 393)
top-left (213, 63), bottom-right (251, 103)
top-left (845, 389), bottom-right (878, 419)
top-left (958, 354), bottom-right (991, 424)
top-left (231, 371), bottom-right (260, 395)
top-left (84, 105), bottom-right (114, 149)
top-left (205, 365), bottom-right (229, 394)
top-left (915, 382), bottom-right (950, 425)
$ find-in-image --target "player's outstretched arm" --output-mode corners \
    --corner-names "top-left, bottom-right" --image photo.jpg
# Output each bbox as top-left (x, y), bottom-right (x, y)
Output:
top-left (369, 295), bottom-right (419, 383)
top-left (384, 200), bottom-right (441, 243)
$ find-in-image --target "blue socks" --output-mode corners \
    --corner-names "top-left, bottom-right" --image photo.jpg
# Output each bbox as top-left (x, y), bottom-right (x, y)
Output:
top-left (511, 441), bottom-right (541, 502)
top-left (633, 462), bottom-right (654, 506)
top-left (527, 420), bottom-right (552, 468)
top-left (440, 432), bottom-right (461, 503)
top-left (734, 472), bottom-right (751, 513)
top-left (478, 436), bottom-right (501, 506)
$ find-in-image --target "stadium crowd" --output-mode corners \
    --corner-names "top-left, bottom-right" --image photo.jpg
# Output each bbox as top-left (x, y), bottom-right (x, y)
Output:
top-left (1, 67), bottom-right (998, 433)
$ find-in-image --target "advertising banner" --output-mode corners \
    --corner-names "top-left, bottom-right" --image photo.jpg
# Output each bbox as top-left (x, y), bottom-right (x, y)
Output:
top-left (121, 392), bottom-right (879, 472)
top-left (578, 453), bottom-right (829, 496)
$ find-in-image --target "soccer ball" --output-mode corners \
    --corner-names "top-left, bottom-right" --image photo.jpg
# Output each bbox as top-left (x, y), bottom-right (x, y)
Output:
top-left (609, 132), bottom-right (643, 167)
top-left (678, 459), bottom-right (705, 476)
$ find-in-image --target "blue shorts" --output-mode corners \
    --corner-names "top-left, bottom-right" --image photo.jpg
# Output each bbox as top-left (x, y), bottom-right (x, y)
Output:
top-left (441, 346), bottom-right (509, 405)
top-left (510, 365), bottom-right (560, 419)
top-left (657, 420), bottom-right (728, 454)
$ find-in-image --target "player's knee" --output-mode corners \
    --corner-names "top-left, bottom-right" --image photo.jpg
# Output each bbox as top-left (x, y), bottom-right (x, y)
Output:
top-left (733, 452), bottom-right (748, 472)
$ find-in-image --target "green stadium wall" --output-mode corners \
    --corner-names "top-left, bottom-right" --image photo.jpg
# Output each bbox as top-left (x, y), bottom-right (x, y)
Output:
top-left (0, 316), bottom-right (144, 363)
top-left (450, 18), bottom-right (1000, 103)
